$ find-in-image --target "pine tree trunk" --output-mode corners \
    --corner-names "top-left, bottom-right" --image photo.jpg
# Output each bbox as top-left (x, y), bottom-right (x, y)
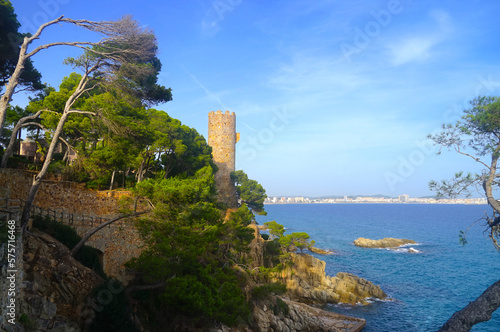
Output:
top-left (438, 279), bottom-right (500, 332)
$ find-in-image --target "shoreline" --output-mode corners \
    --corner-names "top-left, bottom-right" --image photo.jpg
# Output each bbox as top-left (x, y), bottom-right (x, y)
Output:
top-left (265, 201), bottom-right (488, 205)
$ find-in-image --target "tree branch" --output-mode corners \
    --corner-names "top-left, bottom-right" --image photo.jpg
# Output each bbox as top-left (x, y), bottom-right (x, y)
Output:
top-left (438, 279), bottom-right (500, 332)
top-left (1, 110), bottom-right (43, 168)
top-left (67, 109), bottom-right (97, 115)
top-left (70, 210), bottom-right (150, 257)
top-left (455, 144), bottom-right (490, 169)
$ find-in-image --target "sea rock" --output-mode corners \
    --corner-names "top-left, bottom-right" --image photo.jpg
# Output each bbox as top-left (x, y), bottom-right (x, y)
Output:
top-left (309, 247), bottom-right (334, 255)
top-left (277, 253), bottom-right (387, 305)
top-left (20, 231), bottom-right (104, 331)
top-left (353, 237), bottom-right (416, 248)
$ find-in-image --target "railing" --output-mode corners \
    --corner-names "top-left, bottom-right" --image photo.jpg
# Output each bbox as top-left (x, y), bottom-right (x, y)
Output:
top-left (0, 197), bottom-right (21, 222)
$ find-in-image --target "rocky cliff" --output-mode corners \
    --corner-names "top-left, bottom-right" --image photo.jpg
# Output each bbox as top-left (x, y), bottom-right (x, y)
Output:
top-left (4, 231), bottom-right (104, 332)
top-left (277, 253), bottom-right (388, 305)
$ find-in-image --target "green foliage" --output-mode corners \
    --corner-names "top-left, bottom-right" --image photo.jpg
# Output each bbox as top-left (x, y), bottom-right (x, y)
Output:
top-left (251, 282), bottom-right (287, 300)
top-left (429, 96), bottom-right (500, 249)
top-left (159, 267), bottom-right (250, 326)
top-left (220, 204), bottom-right (256, 261)
top-left (128, 167), bottom-right (253, 326)
top-left (260, 221), bottom-right (314, 285)
top-left (428, 96), bottom-right (500, 198)
top-left (33, 214), bottom-right (81, 247)
top-left (279, 232), bottom-right (316, 254)
top-left (32, 215), bottom-right (106, 278)
top-left (0, 0), bottom-right (43, 93)
top-left (18, 313), bottom-right (35, 330)
top-left (231, 170), bottom-right (267, 215)
top-left (264, 220), bottom-right (285, 239)
top-left (272, 298), bottom-right (290, 316)
top-left (89, 279), bottom-right (137, 332)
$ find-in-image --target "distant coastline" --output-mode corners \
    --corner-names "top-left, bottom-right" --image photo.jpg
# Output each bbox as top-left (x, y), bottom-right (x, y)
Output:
top-left (265, 195), bottom-right (487, 205)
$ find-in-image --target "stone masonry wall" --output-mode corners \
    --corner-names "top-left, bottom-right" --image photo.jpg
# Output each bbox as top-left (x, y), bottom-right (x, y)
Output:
top-left (208, 110), bottom-right (239, 208)
top-left (0, 169), bottom-right (125, 217)
top-left (0, 169), bottom-right (143, 283)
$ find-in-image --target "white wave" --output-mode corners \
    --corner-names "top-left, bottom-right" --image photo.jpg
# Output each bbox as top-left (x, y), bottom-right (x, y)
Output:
top-left (389, 247), bottom-right (421, 253)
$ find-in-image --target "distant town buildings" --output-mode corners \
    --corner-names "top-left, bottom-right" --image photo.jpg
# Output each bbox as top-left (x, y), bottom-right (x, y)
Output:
top-left (399, 194), bottom-right (409, 203)
top-left (264, 194), bottom-right (487, 205)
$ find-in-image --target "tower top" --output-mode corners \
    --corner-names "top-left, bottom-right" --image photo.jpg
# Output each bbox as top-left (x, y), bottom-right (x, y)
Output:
top-left (209, 110), bottom-right (236, 117)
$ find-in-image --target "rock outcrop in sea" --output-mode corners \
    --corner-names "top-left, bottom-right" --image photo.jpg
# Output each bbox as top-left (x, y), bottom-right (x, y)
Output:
top-left (353, 237), bottom-right (417, 248)
top-left (276, 252), bottom-right (387, 305)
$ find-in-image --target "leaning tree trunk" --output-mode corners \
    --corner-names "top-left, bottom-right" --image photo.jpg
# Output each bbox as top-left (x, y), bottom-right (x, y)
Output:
top-left (438, 279), bottom-right (500, 332)
top-left (20, 112), bottom-right (70, 228)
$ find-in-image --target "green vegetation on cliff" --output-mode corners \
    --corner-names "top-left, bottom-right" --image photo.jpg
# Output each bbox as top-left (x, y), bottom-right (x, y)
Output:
top-left (127, 166), bottom-right (254, 327)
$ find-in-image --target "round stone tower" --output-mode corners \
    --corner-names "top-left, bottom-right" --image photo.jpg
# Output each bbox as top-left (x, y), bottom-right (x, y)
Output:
top-left (208, 110), bottom-right (240, 207)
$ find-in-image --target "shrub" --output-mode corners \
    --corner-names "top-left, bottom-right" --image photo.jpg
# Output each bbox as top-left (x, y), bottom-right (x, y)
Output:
top-left (89, 279), bottom-right (137, 332)
top-left (272, 297), bottom-right (289, 316)
top-left (32, 215), bottom-right (106, 278)
top-left (251, 282), bottom-right (287, 300)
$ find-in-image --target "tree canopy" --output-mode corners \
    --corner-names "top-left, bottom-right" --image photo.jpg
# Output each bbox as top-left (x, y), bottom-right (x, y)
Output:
top-left (0, 0), bottom-right (43, 93)
top-left (127, 166), bottom-right (253, 327)
top-left (231, 170), bottom-right (267, 215)
top-left (429, 96), bottom-right (500, 331)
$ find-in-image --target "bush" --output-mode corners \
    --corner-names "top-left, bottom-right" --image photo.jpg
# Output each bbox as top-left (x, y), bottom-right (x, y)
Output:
top-left (158, 266), bottom-right (251, 326)
top-left (89, 279), bottom-right (137, 332)
top-left (251, 282), bottom-right (287, 300)
top-left (32, 215), bottom-right (106, 278)
top-left (272, 298), bottom-right (289, 316)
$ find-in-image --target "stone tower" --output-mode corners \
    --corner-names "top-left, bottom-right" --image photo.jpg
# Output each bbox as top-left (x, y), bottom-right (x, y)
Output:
top-left (208, 110), bottom-right (240, 207)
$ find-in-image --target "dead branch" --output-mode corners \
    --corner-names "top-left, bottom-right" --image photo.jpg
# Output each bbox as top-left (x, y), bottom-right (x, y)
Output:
top-left (70, 210), bottom-right (150, 257)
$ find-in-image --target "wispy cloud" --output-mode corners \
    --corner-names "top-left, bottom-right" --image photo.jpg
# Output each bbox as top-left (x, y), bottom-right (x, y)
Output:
top-left (187, 71), bottom-right (228, 110)
top-left (386, 10), bottom-right (453, 66)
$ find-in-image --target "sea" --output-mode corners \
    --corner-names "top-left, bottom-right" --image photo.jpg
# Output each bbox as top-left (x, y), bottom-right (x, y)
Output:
top-left (255, 203), bottom-right (500, 332)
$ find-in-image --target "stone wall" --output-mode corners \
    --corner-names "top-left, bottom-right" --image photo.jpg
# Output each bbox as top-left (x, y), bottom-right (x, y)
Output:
top-left (0, 169), bottom-right (126, 218)
top-left (0, 169), bottom-right (143, 282)
top-left (208, 110), bottom-right (239, 208)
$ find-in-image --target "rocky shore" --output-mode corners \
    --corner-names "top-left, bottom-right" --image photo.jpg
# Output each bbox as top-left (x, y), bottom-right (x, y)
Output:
top-left (2, 222), bottom-right (391, 332)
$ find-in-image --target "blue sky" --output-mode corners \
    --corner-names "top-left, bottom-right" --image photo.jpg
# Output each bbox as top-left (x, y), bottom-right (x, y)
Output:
top-left (9, 0), bottom-right (500, 197)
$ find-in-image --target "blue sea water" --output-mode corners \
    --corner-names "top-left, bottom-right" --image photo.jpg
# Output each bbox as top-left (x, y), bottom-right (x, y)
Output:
top-left (255, 203), bottom-right (500, 332)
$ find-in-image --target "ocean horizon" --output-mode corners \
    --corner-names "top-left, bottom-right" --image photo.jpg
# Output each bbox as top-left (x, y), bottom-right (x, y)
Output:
top-left (255, 203), bottom-right (500, 331)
